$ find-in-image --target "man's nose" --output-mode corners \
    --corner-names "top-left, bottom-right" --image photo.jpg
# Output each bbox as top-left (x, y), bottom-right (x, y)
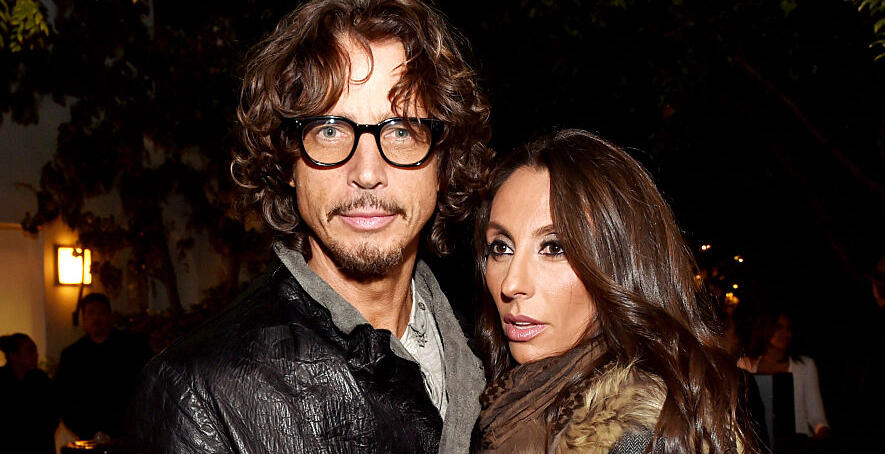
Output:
top-left (347, 133), bottom-right (387, 190)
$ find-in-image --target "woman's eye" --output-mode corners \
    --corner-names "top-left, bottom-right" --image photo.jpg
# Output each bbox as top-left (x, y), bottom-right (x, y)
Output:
top-left (540, 241), bottom-right (564, 256)
top-left (486, 240), bottom-right (512, 258)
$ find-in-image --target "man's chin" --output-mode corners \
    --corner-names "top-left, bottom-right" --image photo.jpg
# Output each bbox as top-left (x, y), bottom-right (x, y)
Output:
top-left (323, 240), bottom-right (406, 280)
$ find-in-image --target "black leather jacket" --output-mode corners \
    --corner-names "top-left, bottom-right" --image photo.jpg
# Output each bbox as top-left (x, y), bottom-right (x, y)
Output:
top-left (134, 259), bottom-right (451, 453)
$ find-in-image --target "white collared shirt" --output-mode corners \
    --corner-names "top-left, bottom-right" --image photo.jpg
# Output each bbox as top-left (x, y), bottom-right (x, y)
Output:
top-left (400, 281), bottom-right (448, 418)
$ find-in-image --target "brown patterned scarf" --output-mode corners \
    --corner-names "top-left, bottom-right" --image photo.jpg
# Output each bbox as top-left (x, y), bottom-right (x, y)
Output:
top-left (477, 341), bottom-right (604, 451)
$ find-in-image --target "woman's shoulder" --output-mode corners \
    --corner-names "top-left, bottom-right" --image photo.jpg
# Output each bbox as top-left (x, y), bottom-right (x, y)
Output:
top-left (553, 361), bottom-right (665, 453)
top-left (737, 356), bottom-right (759, 373)
top-left (789, 355), bottom-right (818, 373)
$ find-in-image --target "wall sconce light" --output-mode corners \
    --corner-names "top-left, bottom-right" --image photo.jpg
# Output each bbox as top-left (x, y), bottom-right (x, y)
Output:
top-left (56, 246), bottom-right (92, 285)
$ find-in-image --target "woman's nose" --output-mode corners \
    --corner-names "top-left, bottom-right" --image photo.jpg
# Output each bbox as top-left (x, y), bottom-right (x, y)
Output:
top-left (500, 252), bottom-right (533, 300)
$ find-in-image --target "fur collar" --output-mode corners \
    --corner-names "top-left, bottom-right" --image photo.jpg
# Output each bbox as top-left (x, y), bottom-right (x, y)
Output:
top-left (552, 361), bottom-right (666, 453)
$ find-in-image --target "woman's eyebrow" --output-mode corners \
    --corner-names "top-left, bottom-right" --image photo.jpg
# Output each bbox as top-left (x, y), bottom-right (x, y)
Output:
top-left (486, 221), bottom-right (513, 240)
top-left (533, 224), bottom-right (556, 237)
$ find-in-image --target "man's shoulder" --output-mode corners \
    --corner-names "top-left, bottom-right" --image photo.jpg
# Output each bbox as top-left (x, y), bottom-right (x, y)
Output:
top-left (60, 335), bottom-right (92, 358)
top-left (143, 259), bottom-right (332, 382)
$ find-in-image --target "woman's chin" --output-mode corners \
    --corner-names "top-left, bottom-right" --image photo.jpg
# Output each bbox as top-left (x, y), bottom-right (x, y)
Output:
top-left (509, 343), bottom-right (554, 364)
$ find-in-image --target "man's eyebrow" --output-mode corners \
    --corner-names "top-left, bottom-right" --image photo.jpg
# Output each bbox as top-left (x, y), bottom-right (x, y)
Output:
top-left (325, 110), bottom-right (399, 123)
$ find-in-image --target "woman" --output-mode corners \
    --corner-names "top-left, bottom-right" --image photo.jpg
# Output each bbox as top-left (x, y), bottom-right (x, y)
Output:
top-left (737, 311), bottom-right (829, 440)
top-left (474, 130), bottom-right (756, 453)
top-left (0, 333), bottom-right (58, 454)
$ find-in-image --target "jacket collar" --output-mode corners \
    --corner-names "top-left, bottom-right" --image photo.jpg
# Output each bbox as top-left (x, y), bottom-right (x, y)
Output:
top-left (273, 242), bottom-right (369, 336)
top-left (273, 242), bottom-right (484, 454)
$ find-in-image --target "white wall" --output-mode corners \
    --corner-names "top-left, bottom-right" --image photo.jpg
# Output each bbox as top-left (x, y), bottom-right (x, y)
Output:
top-left (1, 103), bottom-right (229, 367)
top-left (0, 101), bottom-right (68, 224)
top-left (0, 219), bottom-right (103, 370)
top-left (0, 100), bottom-right (68, 367)
top-left (0, 223), bottom-right (47, 366)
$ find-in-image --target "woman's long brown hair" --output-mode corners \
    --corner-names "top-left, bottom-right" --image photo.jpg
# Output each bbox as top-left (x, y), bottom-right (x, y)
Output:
top-left (474, 130), bottom-right (757, 453)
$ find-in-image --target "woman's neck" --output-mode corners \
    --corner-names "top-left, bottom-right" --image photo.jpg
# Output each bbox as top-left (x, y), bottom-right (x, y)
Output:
top-left (10, 363), bottom-right (28, 381)
top-left (762, 346), bottom-right (787, 363)
top-left (755, 348), bottom-right (790, 374)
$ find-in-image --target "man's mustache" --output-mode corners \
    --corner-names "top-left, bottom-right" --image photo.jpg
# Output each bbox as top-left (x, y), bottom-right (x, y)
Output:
top-left (326, 193), bottom-right (407, 222)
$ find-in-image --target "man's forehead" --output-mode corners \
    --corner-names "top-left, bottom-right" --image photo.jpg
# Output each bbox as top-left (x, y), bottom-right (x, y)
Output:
top-left (322, 37), bottom-right (424, 120)
top-left (339, 36), bottom-right (407, 82)
top-left (323, 98), bottom-right (427, 122)
top-left (83, 301), bottom-right (110, 312)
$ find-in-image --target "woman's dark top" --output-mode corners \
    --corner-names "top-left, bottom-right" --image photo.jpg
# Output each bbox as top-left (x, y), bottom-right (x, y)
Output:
top-left (0, 365), bottom-right (58, 454)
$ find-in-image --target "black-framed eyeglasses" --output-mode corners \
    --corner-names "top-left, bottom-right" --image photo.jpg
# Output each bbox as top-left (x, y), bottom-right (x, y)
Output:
top-left (284, 116), bottom-right (444, 167)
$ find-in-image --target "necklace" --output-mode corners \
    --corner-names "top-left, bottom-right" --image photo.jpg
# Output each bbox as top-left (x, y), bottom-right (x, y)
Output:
top-left (407, 284), bottom-right (428, 348)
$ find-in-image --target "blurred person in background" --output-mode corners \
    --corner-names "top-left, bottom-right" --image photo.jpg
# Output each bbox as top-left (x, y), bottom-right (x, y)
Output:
top-left (55, 293), bottom-right (152, 441)
top-left (738, 310), bottom-right (830, 444)
top-left (713, 288), bottom-right (769, 451)
top-left (0, 333), bottom-right (58, 454)
top-left (835, 255), bottom-right (885, 451)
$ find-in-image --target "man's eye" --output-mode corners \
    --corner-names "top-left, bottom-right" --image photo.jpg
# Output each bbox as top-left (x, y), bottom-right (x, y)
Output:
top-left (387, 127), bottom-right (412, 141)
top-left (309, 124), bottom-right (350, 142)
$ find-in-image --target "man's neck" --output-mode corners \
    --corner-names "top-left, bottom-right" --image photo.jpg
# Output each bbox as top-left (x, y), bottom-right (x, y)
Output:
top-left (89, 332), bottom-right (110, 344)
top-left (306, 238), bottom-right (416, 337)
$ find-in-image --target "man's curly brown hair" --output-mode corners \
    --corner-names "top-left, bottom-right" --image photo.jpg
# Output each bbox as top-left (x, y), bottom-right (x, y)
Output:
top-left (231, 0), bottom-right (492, 258)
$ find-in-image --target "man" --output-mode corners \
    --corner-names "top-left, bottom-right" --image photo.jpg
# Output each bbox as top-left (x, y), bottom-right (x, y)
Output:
top-left (134, 0), bottom-right (492, 452)
top-left (56, 293), bottom-right (152, 441)
top-left (835, 256), bottom-right (885, 451)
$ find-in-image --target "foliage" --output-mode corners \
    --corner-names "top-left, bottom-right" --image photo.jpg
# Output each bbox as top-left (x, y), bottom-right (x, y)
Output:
top-left (118, 280), bottom-right (252, 354)
top-left (851, 0), bottom-right (885, 59)
top-left (8, 0), bottom-right (287, 313)
top-left (0, 0), bottom-right (49, 52)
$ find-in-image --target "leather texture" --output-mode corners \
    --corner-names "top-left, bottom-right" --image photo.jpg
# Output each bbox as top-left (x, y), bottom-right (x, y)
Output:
top-left (133, 260), bottom-right (442, 453)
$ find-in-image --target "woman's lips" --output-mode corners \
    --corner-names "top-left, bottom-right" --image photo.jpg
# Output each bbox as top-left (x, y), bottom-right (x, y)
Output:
top-left (502, 314), bottom-right (548, 342)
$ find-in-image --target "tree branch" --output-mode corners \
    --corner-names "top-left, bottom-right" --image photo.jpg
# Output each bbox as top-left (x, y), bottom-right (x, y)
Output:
top-left (732, 54), bottom-right (885, 204)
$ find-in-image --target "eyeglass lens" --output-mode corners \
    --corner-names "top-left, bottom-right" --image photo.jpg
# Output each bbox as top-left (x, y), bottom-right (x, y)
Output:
top-left (301, 118), bottom-right (433, 165)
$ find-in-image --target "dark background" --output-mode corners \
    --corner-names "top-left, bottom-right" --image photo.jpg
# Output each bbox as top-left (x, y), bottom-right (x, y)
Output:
top-left (445, 0), bottom-right (883, 316)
